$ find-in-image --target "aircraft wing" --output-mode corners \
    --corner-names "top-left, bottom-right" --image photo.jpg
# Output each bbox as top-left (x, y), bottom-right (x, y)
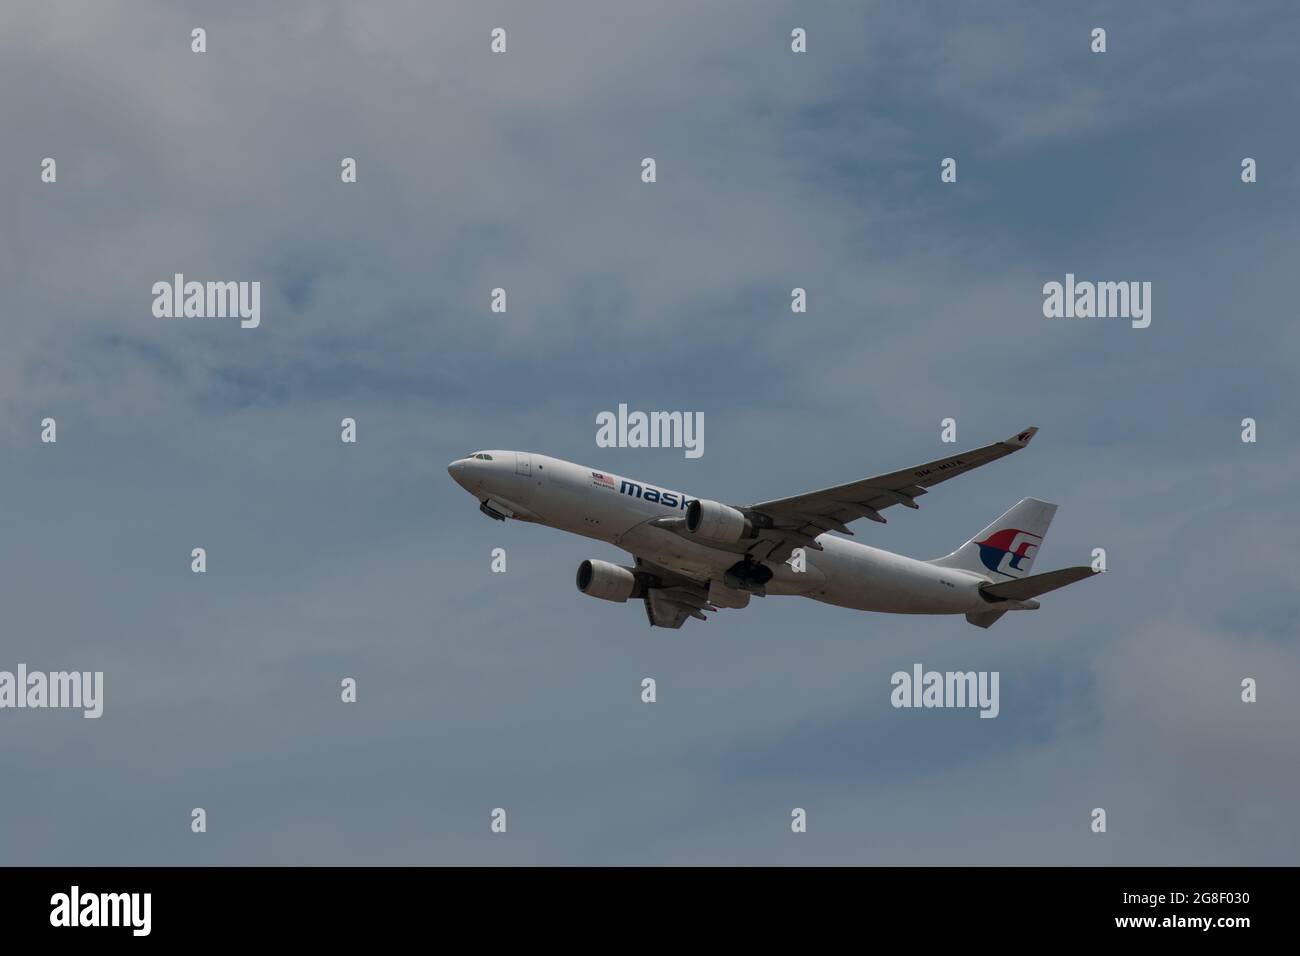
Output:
top-left (740, 426), bottom-right (1039, 563)
top-left (644, 588), bottom-right (705, 629)
top-left (634, 557), bottom-right (726, 629)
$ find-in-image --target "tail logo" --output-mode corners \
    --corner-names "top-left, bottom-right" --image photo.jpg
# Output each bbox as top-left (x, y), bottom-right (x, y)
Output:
top-left (975, 528), bottom-right (1041, 578)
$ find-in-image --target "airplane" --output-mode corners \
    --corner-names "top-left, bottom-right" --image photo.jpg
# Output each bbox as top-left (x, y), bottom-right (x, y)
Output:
top-left (447, 427), bottom-right (1098, 629)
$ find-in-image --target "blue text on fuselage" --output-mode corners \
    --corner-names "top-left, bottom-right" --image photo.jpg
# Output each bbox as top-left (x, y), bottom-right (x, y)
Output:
top-left (619, 479), bottom-right (692, 510)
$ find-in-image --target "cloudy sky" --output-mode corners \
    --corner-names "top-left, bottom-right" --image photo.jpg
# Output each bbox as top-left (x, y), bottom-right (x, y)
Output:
top-left (2, 0), bottom-right (1297, 865)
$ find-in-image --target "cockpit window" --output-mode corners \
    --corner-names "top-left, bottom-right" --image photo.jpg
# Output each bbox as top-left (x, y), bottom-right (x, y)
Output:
top-left (471, 453), bottom-right (494, 461)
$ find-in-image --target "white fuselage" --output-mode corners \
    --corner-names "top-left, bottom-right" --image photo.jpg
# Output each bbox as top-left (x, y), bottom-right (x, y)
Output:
top-left (448, 451), bottom-right (996, 616)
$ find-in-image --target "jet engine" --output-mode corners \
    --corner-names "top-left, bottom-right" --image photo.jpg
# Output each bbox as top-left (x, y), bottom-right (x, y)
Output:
top-left (575, 559), bottom-right (639, 603)
top-left (685, 499), bottom-right (754, 544)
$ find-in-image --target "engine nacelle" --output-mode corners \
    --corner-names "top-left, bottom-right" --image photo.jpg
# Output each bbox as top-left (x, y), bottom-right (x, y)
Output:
top-left (575, 559), bottom-right (638, 603)
top-left (685, 498), bottom-right (751, 543)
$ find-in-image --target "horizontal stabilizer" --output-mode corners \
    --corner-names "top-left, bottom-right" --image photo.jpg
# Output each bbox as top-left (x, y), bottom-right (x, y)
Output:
top-left (965, 610), bottom-right (1007, 629)
top-left (980, 566), bottom-right (1097, 602)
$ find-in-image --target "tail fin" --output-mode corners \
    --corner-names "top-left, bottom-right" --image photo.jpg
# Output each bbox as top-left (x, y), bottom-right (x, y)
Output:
top-left (930, 497), bottom-right (1057, 580)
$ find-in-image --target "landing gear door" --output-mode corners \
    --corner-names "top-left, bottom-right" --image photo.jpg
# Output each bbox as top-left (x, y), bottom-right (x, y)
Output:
top-left (514, 452), bottom-right (532, 477)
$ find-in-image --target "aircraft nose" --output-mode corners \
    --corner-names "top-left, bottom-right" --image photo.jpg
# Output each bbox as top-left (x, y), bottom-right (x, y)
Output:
top-left (448, 459), bottom-right (470, 488)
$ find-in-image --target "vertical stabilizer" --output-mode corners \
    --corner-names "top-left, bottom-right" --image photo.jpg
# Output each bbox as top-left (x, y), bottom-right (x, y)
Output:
top-left (930, 498), bottom-right (1057, 580)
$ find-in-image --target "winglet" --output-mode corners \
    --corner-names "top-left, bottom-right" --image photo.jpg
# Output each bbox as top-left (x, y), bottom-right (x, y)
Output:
top-left (1005, 426), bottom-right (1038, 448)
